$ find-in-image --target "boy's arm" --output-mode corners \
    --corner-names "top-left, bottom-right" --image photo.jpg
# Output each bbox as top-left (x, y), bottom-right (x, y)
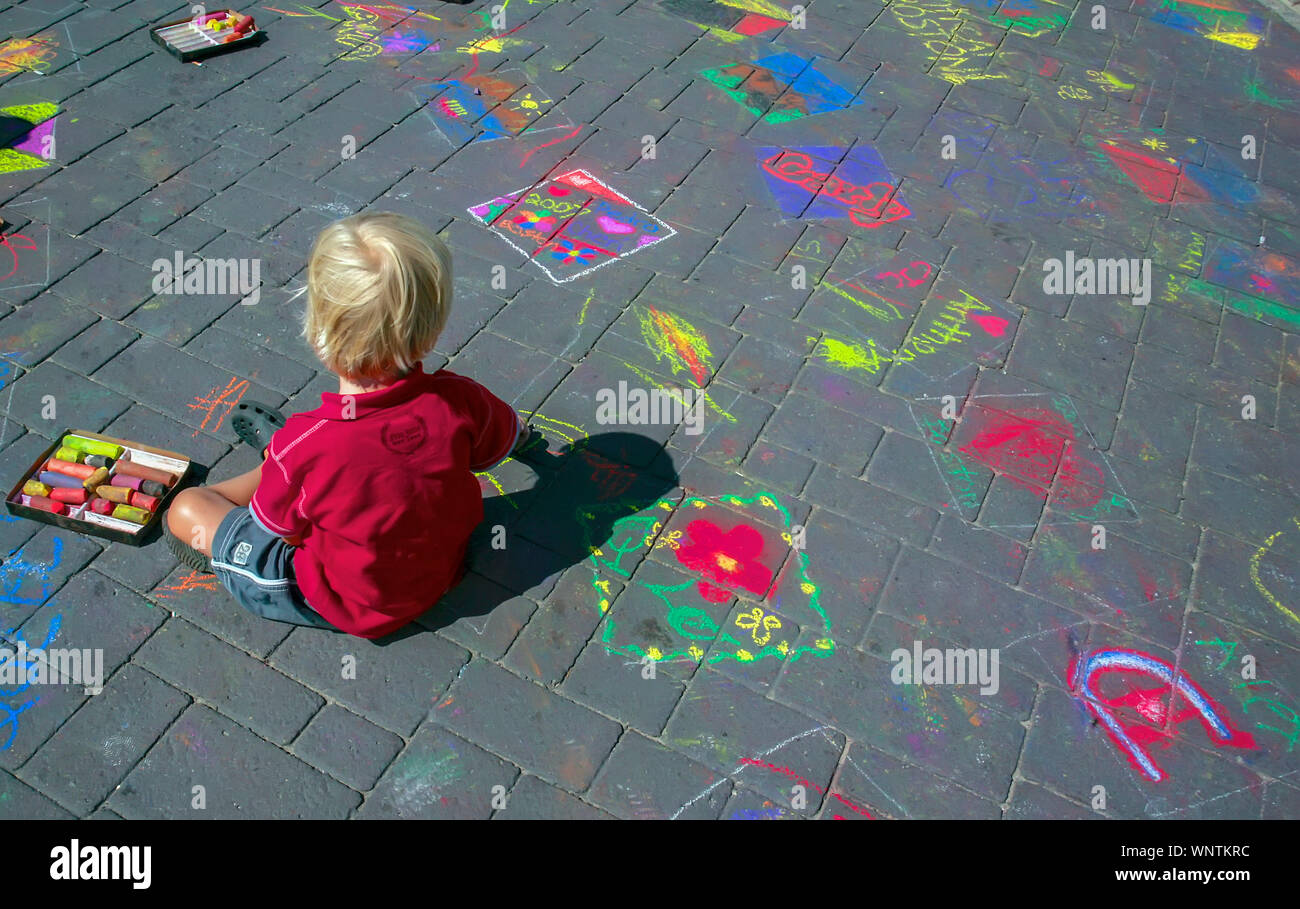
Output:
top-left (250, 435), bottom-right (311, 545)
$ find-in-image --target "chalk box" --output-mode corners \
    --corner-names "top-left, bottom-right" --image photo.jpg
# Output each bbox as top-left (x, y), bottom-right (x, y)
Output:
top-left (150, 11), bottom-right (263, 62)
top-left (5, 430), bottom-right (193, 545)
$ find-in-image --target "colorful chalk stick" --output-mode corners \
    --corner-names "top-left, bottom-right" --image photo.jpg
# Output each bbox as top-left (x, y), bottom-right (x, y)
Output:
top-left (49, 487), bottom-right (90, 505)
top-left (114, 460), bottom-right (178, 487)
top-left (22, 479), bottom-right (51, 497)
top-left (132, 492), bottom-right (160, 512)
top-left (53, 446), bottom-right (83, 463)
top-left (61, 435), bottom-right (125, 459)
top-left (111, 504), bottom-right (150, 525)
top-left (110, 474), bottom-right (142, 491)
top-left (39, 470), bottom-right (84, 490)
top-left (95, 484), bottom-right (133, 505)
top-left (90, 498), bottom-right (116, 515)
top-left (84, 454), bottom-right (115, 469)
top-left (45, 458), bottom-right (96, 479)
top-left (82, 466), bottom-right (110, 490)
top-left (28, 495), bottom-right (67, 515)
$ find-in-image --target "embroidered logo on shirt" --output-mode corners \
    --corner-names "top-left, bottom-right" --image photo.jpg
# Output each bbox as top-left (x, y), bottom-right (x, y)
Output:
top-left (232, 541), bottom-right (253, 566)
top-left (381, 414), bottom-right (428, 455)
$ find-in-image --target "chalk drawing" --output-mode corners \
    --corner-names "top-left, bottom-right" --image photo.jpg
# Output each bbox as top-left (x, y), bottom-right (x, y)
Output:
top-left (416, 69), bottom-right (571, 146)
top-left (468, 169), bottom-right (676, 283)
top-left (0, 614), bottom-right (62, 751)
top-left (1148, 0), bottom-right (1266, 49)
top-left (735, 758), bottom-right (875, 818)
top-left (947, 152), bottom-right (1100, 223)
top-left (909, 393), bottom-right (1138, 528)
top-left (0, 230), bottom-right (39, 284)
top-left (588, 491), bottom-right (833, 666)
top-left (1193, 638), bottom-right (1299, 753)
top-left (757, 145), bottom-right (911, 230)
top-left (187, 377), bottom-right (250, 437)
top-left (658, 0), bottom-right (788, 40)
top-left (1068, 648), bottom-right (1255, 783)
top-left (0, 537), bottom-right (64, 607)
top-left (888, 0), bottom-right (1009, 85)
top-left (700, 51), bottom-right (861, 124)
top-left (1249, 518), bottom-right (1300, 627)
top-left (0, 36), bottom-right (59, 76)
top-left (0, 102), bottom-right (59, 175)
top-left (809, 288), bottom-right (1018, 381)
top-left (154, 570), bottom-right (221, 598)
top-left (474, 412), bottom-right (587, 506)
top-left (625, 306), bottom-right (737, 423)
top-left (1202, 241), bottom-right (1299, 313)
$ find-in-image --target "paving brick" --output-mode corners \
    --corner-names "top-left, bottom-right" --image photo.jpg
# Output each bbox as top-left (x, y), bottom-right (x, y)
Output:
top-left (494, 774), bottom-right (614, 820)
top-left (1022, 523), bottom-right (1191, 650)
top-left (45, 251), bottom-right (154, 319)
top-left (16, 663), bottom-right (187, 815)
top-left (134, 618), bottom-right (321, 744)
top-left (833, 742), bottom-right (1002, 820)
top-left (270, 626), bottom-right (469, 737)
top-left (420, 572), bottom-right (537, 661)
top-left (290, 704), bottom-right (404, 792)
top-left (762, 391), bottom-right (880, 472)
top-left (0, 769), bottom-right (75, 818)
top-left (0, 292), bottom-right (98, 365)
top-left (92, 337), bottom-right (284, 434)
top-left (587, 730), bottom-right (728, 819)
top-left (503, 567), bottom-right (612, 686)
top-left (109, 705), bottom-right (360, 819)
top-left (432, 659), bottom-right (621, 792)
top-left (1008, 311), bottom-right (1134, 410)
top-left (1003, 780), bottom-right (1096, 819)
top-left (665, 667), bottom-right (845, 804)
top-left (560, 638), bottom-right (686, 736)
top-left (773, 644), bottom-right (1024, 800)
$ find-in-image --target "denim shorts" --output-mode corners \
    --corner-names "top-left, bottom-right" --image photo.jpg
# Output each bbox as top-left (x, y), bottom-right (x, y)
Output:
top-left (212, 506), bottom-right (340, 632)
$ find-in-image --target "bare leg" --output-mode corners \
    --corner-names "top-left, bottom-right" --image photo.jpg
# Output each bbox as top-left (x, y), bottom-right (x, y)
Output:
top-left (166, 465), bottom-right (262, 556)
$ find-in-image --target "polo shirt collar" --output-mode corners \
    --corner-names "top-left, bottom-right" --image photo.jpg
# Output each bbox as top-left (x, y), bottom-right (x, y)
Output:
top-left (315, 363), bottom-right (432, 419)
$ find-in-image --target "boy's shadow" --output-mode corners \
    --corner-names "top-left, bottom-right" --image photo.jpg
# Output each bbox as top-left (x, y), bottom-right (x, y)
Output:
top-left (410, 430), bottom-right (680, 638)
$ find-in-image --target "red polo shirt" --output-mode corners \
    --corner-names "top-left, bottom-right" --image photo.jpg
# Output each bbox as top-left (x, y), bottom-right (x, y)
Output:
top-left (250, 365), bottom-right (521, 638)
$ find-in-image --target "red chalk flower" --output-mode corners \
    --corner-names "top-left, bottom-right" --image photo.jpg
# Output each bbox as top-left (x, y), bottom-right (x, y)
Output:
top-left (673, 519), bottom-right (774, 600)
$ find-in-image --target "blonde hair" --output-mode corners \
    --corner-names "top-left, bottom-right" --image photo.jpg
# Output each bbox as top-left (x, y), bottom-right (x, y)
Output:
top-left (304, 213), bottom-right (453, 380)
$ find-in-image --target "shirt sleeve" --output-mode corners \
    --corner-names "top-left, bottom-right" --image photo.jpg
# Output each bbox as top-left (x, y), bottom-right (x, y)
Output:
top-left (250, 432), bottom-right (310, 538)
top-left (455, 378), bottom-right (522, 471)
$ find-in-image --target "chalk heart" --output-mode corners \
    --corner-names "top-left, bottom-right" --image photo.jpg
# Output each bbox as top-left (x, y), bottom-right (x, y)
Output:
top-left (596, 215), bottom-right (635, 234)
top-left (636, 234), bottom-right (661, 247)
top-left (547, 185), bottom-right (570, 196)
top-left (967, 312), bottom-right (1010, 337)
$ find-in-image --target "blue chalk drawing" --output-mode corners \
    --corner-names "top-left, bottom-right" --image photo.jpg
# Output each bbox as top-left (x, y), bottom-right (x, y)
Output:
top-left (0, 612), bottom-right (62, 751)
top-left (0, 536), bottom-right (64, 606)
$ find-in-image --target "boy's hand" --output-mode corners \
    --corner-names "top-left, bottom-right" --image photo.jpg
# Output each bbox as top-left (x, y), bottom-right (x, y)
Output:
top-left (511, 415), bottom-right (541, 455)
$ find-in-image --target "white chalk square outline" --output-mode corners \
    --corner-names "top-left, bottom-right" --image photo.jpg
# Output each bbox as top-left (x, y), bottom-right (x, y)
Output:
top-left (467, 168), bottom-right (677, 284)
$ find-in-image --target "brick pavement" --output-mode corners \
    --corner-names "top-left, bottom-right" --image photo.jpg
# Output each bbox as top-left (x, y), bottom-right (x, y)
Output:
top-left (0, 0), bottom-right (1297, 819)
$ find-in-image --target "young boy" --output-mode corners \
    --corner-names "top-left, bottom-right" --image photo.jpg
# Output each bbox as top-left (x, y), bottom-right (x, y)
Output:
top-left (165, 213), bottom-right (528, 638)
